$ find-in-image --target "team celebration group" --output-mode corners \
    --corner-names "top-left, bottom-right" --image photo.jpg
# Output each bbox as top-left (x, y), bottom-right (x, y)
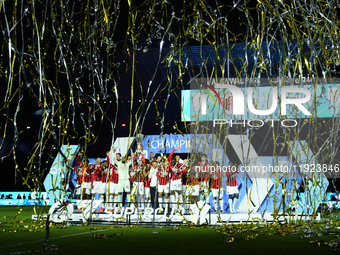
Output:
top-left (72, 146), bottom-right (240, 214)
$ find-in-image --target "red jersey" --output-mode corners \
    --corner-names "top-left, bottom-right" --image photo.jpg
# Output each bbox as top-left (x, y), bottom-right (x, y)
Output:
top-left (101, 166), bottom-right (108, 183)
top-left (171, 162), bottom-right (187, 181)
top-left (91, 164), bottom-right (104, 183)
top-left (75, 154), bottom-right (82, 167)
top-left (226, 167), bottom-right (239, 186)
top-left (75, 154), bottom-right (92, 183)
top-left (108, 165), bottom-right (119, 184)
top-left (131, 166), bottom-right (145, 183)
top-left (144, 171), bottom-right (151, 188)
top-left (131, 154), bottom-right (146, 182)
top-left (84, 166), bottom-right (93, 183)
top-left (212, 179), bottom-right (221, 189)
top-left (158, 147), bottom-right (179, 182)
top-left (211, 170), bottom-right (222, 189)
top-left (156, 166), bottom-right (170, 185)
top-left (107, 156), bottom-right (118, 184)
top-left (74, 167), bottom-right (83, 184)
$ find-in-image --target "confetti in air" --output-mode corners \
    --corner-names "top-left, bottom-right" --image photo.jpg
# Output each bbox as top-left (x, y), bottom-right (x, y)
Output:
top-left (0, 0), bottom-right (339, 227)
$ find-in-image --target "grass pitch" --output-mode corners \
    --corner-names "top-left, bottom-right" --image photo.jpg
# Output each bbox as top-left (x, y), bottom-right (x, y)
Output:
top-left (0, 206), bottom-right (339, 255)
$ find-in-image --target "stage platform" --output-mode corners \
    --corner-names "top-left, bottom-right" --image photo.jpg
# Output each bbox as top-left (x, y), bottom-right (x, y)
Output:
top-left (32, 206), bottom-right (320, 226)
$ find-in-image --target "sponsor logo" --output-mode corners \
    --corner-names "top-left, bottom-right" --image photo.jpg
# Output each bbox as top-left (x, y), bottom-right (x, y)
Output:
top-left (200, 83), bottom-right (311, 116)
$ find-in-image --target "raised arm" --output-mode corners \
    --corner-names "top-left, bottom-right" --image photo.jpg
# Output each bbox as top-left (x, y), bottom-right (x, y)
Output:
top-left (76, 151), bottom-right (83, 166)
top-left (126, 152), bottom-right (134, 167)
top-left (133, 154), bottom-right (137, 168)
top-left (106, 151), bottom-right (111, 166)
top-left (110, 148), bottom-right (119, 166)
top-left (168, 147), bottom-right (180, 162)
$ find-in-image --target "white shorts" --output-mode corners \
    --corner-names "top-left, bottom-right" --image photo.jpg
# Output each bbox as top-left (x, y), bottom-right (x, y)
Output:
top-left (170, 179), bottom-right (182, 191)
top-left (92, 181), bottom-right (105, 194)
top-left (212, 188), bottom-right (223, 199)
top-left (76, 185), bottom-right (82, 195)
top-left (83, 182), bottom-right (92, 195)
top-left (227, 186), bottom-right (239, 195)
top-left (187, 185), bottom-right (200, 197)
top-left (144, 187), bottom-right (150, 198)
top-left (182, 185), bottom-right (188, 195)
top-left (107, 182), bottom-right (118, 194)
top-left (200, 181), bottom-right (209, 193)
top-left (118, 180), bottom-right (131, 193)
top-left (158, 184), bottom-right (170, 194)
top-left (131, 182), bottom-right (144, 195)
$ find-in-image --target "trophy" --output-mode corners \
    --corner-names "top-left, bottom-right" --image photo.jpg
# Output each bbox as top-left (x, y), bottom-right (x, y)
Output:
top-left (136, 142), bottom-right (143, 156)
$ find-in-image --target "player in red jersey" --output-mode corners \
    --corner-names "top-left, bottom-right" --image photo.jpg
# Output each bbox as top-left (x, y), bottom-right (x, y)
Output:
top-left (131, 154), bottom-right (146, 208)
top-left (143, 160), bottom-right (151, 207)
top-left (91, 157), bottom-right (106, 212)
top-left (156, 159), bottom-right (170, 210)
top-left (155, 148), bottom-right (177, 211)
top-left (169, 152), bottom-right (186, 211)
top-left (180, 159), bottom-right (189, 210)
top-left (101, 160), bottom-right (109, 210)
top-left (106, 151), bottom-right (119, 212)
top-left (226, 161), bottom-right (239, 213)
top-left (158, 147), bottom-right (179, 210)
top-left (75, 152), bottom-right (85, 199)
top-left (76, 151), bottom-right (93, 200)
top-left (195, 153), bottom-right (210, 202)
top-left (210, 161), bottom-right (225, 213)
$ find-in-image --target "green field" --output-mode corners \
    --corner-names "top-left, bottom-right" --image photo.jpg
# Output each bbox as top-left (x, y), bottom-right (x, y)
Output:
top-left (1, 206), bottom-right (340, 255)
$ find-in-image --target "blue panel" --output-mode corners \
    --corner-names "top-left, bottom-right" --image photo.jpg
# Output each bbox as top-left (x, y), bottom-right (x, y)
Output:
top-left (141, 134), bottom-right (191, 155)
top-left (181, 90), bottom-right (191, 122)
top-left (293, 177), bottom-right (329, 214)
top-left (231, 165), bottom-right (253, 212)
top-left (43, 145), bottom-right (79, 205)
top-left (257, 156), bottom-right (304, 213)
top-left (290, 142), bottom-right (329, 214)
